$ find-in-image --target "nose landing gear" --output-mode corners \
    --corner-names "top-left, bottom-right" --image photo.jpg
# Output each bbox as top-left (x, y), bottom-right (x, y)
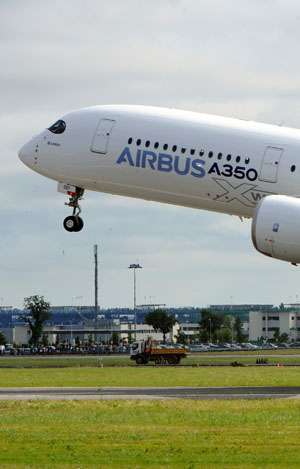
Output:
top-left (63, 187), bottom-right (85, 232)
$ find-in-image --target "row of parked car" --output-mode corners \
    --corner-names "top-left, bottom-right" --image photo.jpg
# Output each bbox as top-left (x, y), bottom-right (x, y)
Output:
top-left (1, 341), bottom-right (299, 356)
top-left (188, 342), bottom-right (298, 352)
top-left (0, 344), bottom-right (131, 355)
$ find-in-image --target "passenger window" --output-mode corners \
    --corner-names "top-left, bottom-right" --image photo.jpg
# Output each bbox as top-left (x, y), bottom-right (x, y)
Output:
top-left (136, 139), bottom-right (141, 146)
top-left (154, 142), bottom-right (159, 149)
top-left (48, 120), bottom-right (66, 134)
top-left (226, 154), bottom-right (232, 161)
top-left (245, 157), bottom-right (250, 164)
top-left (145, 140), bottom-right (150, 147)
top-left (181, 148), bottom-right (186, 154)
top-left (291, 165), bottom-right (296, 172)
top-left (208, 151), bottom-right (213, 158)
top-left (218, 153), bottom-right (222, 160)
top-left (199, 150), bottom-right (205, 156)
top-left (128, 137), bottom-right (133, 144)
top-left (163, 144), bottom-right (168, 151)
top-left (190, 149), bottom-right (195, 155)
top-left (236, 156), bottom-right (241, 163)
top-left (172, 145), bottom-right (177, 152)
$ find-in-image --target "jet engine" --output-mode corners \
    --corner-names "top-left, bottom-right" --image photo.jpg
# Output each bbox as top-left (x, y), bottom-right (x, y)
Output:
top-left (251, 194), bottom-right (300, 265)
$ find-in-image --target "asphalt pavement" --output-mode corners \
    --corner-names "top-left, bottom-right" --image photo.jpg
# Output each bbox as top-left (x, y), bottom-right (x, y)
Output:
top-left (0, 386), bottom-right (300, 400)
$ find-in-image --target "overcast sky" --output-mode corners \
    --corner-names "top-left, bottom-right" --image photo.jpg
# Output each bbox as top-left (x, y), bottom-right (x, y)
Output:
top-left (2, 0), bottom-right (300, 308)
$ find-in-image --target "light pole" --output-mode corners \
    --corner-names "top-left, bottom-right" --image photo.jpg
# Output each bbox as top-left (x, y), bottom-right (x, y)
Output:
top-left (208, 318), bottom-right (212, 344)
top-left (231, 317), bottom-right (234, 344)
top-left (94, 244), bottom-right (99, 319)
top-left (128, 263), bottom-right (143, 340)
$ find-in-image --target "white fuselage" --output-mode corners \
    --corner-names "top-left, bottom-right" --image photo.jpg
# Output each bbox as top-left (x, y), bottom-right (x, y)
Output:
top-left (18, 105), bottom-right (300, 218)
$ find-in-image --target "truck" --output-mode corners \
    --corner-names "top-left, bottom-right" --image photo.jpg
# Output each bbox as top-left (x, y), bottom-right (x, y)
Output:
top-left (130, 339), bottom-right (188, 365)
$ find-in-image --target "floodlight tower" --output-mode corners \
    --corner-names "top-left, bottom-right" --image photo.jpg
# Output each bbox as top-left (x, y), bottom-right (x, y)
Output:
top-left (128, 263), bottom-right (143, 339)
top-left (94, 244), bottom-right (99, 318)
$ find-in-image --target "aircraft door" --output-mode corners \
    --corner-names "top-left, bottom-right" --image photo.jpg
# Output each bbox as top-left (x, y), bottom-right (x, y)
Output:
top-left (259, 146), bottom-right (283, 183)
top-left (91, 119), bottom-right (115, 154)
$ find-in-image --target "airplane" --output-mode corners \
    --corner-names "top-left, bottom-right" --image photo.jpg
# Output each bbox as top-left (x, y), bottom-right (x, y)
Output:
top-left (18, 104), bottom-right (300, 265)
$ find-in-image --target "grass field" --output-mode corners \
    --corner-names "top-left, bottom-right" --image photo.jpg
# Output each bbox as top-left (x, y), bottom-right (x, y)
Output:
top-left (1, 350), bottom-right (300, 368)
top-left (0, 399), bottom-right (299, 468)
top-left (0, 366), bottom-right (300, 387)
top-left (0, 358), bottom-right (299, 468)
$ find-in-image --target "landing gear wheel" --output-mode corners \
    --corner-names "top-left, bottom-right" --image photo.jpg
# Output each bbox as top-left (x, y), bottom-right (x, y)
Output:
top-left (73, 216), bottom-right (84, 232)
top-left (63, 187), bottom-right (85, 233)
top-left (63, 216), bottom-right (84, 232)
top-left (63, 216), bottom-right (76, 232)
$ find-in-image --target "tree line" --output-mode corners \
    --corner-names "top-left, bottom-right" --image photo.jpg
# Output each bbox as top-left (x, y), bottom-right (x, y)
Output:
top-left (145, 309), bottom-right (245, 343)
top-left (0, 298), bottom-right (291, 347)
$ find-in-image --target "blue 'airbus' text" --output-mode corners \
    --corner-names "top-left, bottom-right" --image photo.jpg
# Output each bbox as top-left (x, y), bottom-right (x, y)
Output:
top-left (116, 147), bottom-right (205, 178)
top-left (116, 147), bottom-right (258, 182)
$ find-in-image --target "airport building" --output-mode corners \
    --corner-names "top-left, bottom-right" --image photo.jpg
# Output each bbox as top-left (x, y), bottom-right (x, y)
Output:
top-left (178, 323), bottom-right (201, 341)
top-left (0, 304), bottom-right (273, 333)
top-left (249, 309), bottom-right (300, 341)
top-left (1, 322), bottom-right (180, 346)
top-left (209, 304), bottom-right (273, 321)
top-left (4, 303), bottom-right (295, 345)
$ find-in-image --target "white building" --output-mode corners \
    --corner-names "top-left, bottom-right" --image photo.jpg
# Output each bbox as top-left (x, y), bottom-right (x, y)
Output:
top-left (1, 323), bottom-right (180, 346)
top-left (249, 310), bottom-right (299, 341)
top-left (178, 323), bottom-right (200, 342)
top-left (1, 325), bottom-right (31, 345)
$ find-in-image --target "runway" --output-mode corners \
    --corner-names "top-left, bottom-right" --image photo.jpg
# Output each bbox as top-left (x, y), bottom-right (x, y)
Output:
top-left (0, 386), bottom-right (300, 400)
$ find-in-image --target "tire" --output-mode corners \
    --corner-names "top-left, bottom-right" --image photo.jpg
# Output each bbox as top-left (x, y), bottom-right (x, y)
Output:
top-left (63, 216), bottom-right (76, 232)
top-left (73, 216), bottom-right (84, 232)
top-left (167, 356), bottom-right (177, 365)
top-left (136, 356), bottom-right (144, 365)
top-left (63, 216), bottom-right (84, 232)
top-left (174, 356), bottom-right (181, 365)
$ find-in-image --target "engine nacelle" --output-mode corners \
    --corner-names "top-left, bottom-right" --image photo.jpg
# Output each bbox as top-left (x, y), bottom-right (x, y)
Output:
top-left (252, 195), bottom-right (300, 264)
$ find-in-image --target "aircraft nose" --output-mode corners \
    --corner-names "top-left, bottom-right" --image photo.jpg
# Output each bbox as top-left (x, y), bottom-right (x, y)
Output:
top-left (18, 140), bottom-right (37, 168)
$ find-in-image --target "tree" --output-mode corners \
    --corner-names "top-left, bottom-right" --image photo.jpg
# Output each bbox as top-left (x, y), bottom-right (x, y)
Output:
top-left (199, 310), bottom-right (225, 343)
top-left (215, 327), bottom-right (232, 343)
top-left (88, 334), bottom-right (94, 346)
top-left (279, 332), bottom-right (289, 343)
top-left (145, 309), bottom-right (176, 343)
top-left (42, 334), bottom-right (49, 346)
top-left (22, 295), bottom-right (51, 345)
top-left (0, 331), bottom-right (6, 346)
top-left (75, 336), bottom-right (81, 347)
top-left (127, 331), bottom-right (133, 344)
top-left (234, 317), bottom-right (244, 343)
top-left (176, 331), bottom-right (188, 345)
top-left (55, 335), bottom-right (60, 347)
top-left (273, 328), bottom-right (280, 343)
top-left (111, 332), bottom-right (119, 345)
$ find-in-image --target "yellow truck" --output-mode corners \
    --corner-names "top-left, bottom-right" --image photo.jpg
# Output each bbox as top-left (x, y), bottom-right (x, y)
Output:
top-left (130, 339), bottom-right (187, 365)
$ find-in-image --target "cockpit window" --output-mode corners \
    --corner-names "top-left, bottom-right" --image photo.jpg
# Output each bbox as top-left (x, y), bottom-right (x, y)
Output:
top-left (48, 120), bottom-right (66, 134)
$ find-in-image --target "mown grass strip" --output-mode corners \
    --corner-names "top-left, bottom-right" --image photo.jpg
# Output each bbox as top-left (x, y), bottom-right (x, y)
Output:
top-left (0, 353), bottom-right (300, 368)
top-left (0, 400), bottom-right (299, 467)
top-left (0, 366), bottom-right (299, 387)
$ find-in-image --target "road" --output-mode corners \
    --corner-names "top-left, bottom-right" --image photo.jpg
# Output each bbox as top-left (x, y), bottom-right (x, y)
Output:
top-left (0, 386), bottom-right (300, 400)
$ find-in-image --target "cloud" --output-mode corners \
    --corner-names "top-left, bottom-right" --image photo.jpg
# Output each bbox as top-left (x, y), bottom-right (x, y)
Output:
top-left (1, 0), bottom-right (300, 307)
